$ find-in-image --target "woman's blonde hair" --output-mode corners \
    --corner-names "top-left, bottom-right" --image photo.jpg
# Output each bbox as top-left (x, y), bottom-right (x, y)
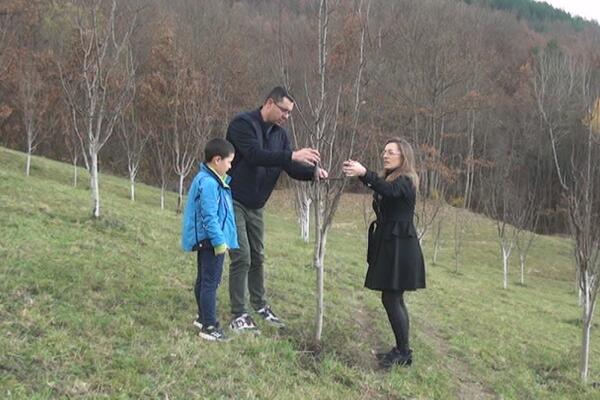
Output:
top-left (382, 137), bottom-right (419, 190)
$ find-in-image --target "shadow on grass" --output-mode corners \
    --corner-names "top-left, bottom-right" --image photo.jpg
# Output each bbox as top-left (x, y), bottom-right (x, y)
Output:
top-left (563, 318), bottom-right (599, 329)
top-left (531, 356), bottom-right (579, 393)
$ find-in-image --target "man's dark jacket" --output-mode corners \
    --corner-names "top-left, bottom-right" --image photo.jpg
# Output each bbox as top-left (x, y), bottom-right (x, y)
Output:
top-left (226, 108), bottom-right (314, 209)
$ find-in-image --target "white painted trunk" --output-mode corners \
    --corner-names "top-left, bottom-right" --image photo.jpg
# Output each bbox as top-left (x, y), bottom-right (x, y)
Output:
top-left (314, 230), bottom-right (327, 344)
top-left (160, 187), bottom-right (165, 211)
top-left (90, 151), bottom-right (100, 218)
top-left (294, 187), bottom-right (311, 242)
top-left (580, 278), bottom-right (592, 383)
top-left (73, 158), bottom-right (78, 187)
top-left (177, 174), bottom-right (184, 214)
top-left (502, 247), bottom-right (509, 289)
top-left (130, 175), bottom-right (135, 202)
top-left (577, 268), bottom-right (583, 306)
top-left (26, 151), bottom-right (31, 177)
top-left (300, 211), bottom-right (310, 242)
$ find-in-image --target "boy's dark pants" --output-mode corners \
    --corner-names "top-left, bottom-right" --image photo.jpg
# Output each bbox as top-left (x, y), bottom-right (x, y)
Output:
top-left (195, 250), bottom-right (225, 327)
top-left (229, 200), bottom-right (267, 316)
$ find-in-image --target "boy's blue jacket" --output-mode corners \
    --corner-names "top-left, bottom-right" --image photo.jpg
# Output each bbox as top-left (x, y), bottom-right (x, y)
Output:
top-left (181, 163), bottom-right (239, 252)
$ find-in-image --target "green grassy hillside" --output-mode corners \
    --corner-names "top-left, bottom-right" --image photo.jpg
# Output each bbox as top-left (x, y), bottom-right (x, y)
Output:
top-left (1, 147), bottom-right (598, 399)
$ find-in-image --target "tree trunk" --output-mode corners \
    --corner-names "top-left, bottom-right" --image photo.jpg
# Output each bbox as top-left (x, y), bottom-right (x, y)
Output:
top-left (90, 150), bottom-right (100, 218)
top-left (433, 219), bottom-right (442, 265)
top-left (295, 187), bottom-right (311, 242)
top-left (520, 254), bottom-right (525, 285)
top-left (580, 272), bottom-right (592, 383)
top-left (160, 186), bottom-right (165, 211)
top-left (177, 173), bottom-right (184, 214)
top-left (464, 109), bottom-right (475, 208)
top-left (455, 249), bottom-right (459, 273)
top-left (314, 227), bottom-right (327, 344)
top-left (502, 247), bottom-right (510, 289)
top-left (314, 181), bottom-right (325, 345)
top-left (577, 268), bottom-right (583, 306)
top-left (454, 208), bottom-right (461, 273)
top-left (72, 156), bottom-right (78, 187)
top-left (130, 173), bottom-right (136, 202)
top-left (26, 146), bottom-right (32, 177)
top-left (300, 205), bottom-right (310, 242)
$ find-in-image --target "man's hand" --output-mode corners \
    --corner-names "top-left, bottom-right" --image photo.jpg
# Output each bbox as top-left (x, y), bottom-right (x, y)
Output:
top-left (292, 148), bottom-right (320, 165)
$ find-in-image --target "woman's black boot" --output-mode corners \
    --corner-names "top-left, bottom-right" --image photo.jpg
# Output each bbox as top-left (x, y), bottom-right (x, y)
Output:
top-left (378, 347), bottom-right (412, 369)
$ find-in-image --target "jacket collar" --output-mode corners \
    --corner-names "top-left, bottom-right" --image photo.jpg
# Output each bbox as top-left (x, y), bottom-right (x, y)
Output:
top-left (255, 107), bottom-right (275, 133)
top-left (200, 163), bottom-right (231, 187)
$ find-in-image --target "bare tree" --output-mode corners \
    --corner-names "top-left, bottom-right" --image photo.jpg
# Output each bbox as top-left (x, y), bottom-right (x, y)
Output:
top-left (291, 0), bottom-right (370, 345)
top-left (431, 207), bottom-right (444, 265)
top-left (513, 190), bottom-right (539, 285)
top-left (149, 127), bottom-right (170, 210)
top-left (0, 9), bottom-right (13, 80)
top-left (117, 107), bottom-right (149, 202)
top-left (450, 197), bottom-right (467, 274)
top-left (63, 121), bottom-right (81, 187)
top-left (415, 150), bottom-right (449, 246)
top-left (277, 26), bottom-right (313, 242)
top-left (136, 15), bottom-right (175, 210)
top-left (58, 0), bottom-right (137, 218)
top-left (482, 161), bottom-right (518, 289)
top-left (170, 65), bottom-right (213, 213)
top-left (532, 43), bottom-right (600, 383)
top-left (17, 54), bottom-right (51, 176)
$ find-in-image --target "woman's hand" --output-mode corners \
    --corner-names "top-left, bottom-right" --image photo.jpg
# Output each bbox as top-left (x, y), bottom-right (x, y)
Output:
top-left (342, 160), bottom-right (367, 177)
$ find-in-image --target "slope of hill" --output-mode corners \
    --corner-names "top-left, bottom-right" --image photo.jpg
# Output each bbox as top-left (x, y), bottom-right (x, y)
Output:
top-left (1, 147), bottom-right (599, 399)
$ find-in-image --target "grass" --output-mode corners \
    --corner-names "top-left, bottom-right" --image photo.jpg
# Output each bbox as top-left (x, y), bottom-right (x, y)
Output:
top-left (1, 146), bottom-right (599, 399)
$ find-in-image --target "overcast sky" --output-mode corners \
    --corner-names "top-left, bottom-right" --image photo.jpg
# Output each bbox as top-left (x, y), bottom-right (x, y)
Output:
top-left (538, 0), bottom-right (600, 24)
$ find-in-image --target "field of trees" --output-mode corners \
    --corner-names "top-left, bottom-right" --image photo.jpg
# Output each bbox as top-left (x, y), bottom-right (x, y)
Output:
top-left (1, 0), bottom-right (600, 390)
top-left (1, 146), bottom-right (599, 398)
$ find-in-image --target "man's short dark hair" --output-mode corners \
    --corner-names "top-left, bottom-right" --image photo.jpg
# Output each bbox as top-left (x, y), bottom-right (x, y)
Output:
top-left (265, 86), bottom-right (294, 104)
top-left (204, 138), bottom-right (234, 162)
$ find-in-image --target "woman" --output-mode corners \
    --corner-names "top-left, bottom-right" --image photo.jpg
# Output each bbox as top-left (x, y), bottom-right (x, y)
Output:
top-left (343, 137), bottom-right (425, 368)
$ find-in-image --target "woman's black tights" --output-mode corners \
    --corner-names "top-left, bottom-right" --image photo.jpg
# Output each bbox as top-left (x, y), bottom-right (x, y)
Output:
top-left (381, 290), bottom-right (410, 353)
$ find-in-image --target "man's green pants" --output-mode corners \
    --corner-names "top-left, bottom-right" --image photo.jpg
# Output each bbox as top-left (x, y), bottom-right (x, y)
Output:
top-left (229, 200), bottom-right (267, 316)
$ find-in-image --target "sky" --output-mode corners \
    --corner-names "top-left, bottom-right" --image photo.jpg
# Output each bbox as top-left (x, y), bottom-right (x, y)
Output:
top-left (538, 0), bottom-right (600, 24)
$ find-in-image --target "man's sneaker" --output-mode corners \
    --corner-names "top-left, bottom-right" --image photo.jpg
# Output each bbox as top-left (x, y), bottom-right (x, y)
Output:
top-left (229, 313), bottom-right (260, 333)
top-left (256, 305), bottom-right (285, 328)
top-left (199, 325), bottom-right (230, 342)
top-left (193, 315), bottom-right (203, 330)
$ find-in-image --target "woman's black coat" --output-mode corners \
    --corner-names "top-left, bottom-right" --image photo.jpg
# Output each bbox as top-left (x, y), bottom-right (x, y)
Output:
top-left (359, 171), bottom-right (426, 292)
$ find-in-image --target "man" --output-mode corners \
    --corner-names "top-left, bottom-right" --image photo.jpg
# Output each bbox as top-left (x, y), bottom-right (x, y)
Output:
top-left (226, 86), bottom-right (327, 332)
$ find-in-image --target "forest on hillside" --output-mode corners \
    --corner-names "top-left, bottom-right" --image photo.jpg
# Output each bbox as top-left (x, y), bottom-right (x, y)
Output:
top-left (0, 0), bottom-right (599, 234)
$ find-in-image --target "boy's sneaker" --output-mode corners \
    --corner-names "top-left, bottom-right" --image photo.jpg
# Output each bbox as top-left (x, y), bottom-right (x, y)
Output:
top-left (256, 305), bottom-right (285, 328)
top-left (229, 313), bottom-right (260, 333)
top-left (193, 315), bottom-right (203, 330)
top-left (199, 325), bottom-right (230, 342)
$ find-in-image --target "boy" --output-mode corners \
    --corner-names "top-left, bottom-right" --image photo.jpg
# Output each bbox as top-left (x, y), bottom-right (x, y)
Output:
top-left (182, 138), bottom-right (238, 341)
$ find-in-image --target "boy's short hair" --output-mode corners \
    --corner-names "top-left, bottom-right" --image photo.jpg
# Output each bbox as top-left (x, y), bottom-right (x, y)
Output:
top-left (204, 138), bottom-right (234, 162)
